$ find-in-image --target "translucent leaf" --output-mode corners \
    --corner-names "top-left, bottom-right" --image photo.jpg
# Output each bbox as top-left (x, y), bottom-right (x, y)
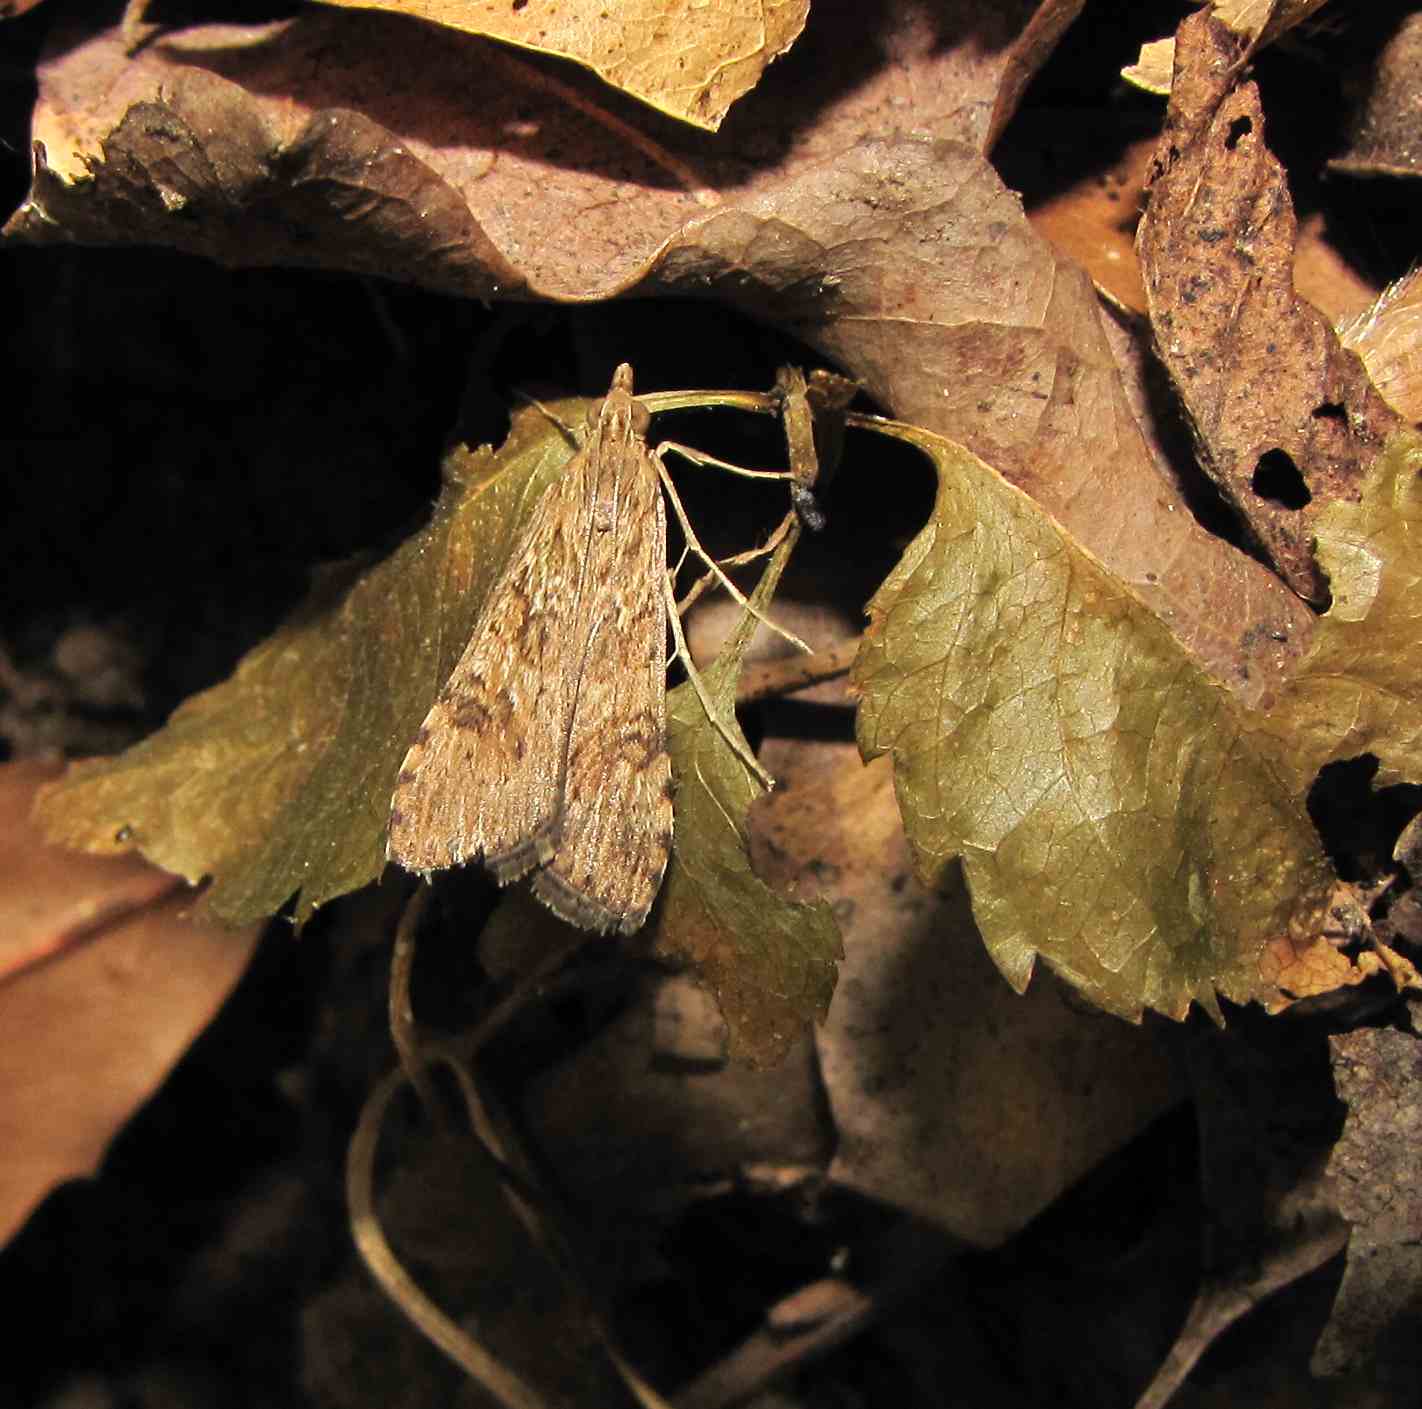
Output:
top-left (1251, 430), bottom-right (1422, 792)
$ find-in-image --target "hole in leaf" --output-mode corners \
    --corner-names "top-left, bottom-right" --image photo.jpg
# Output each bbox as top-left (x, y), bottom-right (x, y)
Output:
top-left (1225, 116), bottom-right (1252, 150)
top-left (1252, 450), bottom-right (1311, 509)
top-left (1312, 401), bottom-right (1347, 427)
top-left (1305, 756), bottom-right (1414, 884)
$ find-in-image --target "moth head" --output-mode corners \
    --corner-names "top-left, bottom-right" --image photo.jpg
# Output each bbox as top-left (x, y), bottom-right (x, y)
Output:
top-left (587, 363), bottom-right (651, 440)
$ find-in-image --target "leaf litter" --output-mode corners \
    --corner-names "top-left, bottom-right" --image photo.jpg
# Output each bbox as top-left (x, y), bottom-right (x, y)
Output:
top-left (11, 1), bottom-right (1422, 1400)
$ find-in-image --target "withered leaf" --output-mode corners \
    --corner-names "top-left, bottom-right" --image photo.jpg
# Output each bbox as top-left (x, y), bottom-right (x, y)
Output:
top-left (1136, 9), bottom-right (1400, 603)
top-left (1, 760), bottom-right (261, 1248)
top-left (851, 418), bottom-right (1337, 1023)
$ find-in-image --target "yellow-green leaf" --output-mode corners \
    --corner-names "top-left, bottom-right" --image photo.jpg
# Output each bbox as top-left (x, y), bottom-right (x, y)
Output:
top-left (1249, 430), bottom-right (1422, 792)
top-left (34, 395), bottom-right (593, 924)
top-left (852, 420), bottom-right (1335, 1023)
top-left (653, 527), bottom-right (841, 1067)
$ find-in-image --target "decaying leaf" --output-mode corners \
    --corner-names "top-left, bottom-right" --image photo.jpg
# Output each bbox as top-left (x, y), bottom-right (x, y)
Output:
top-left (1136, 8), bottom-right (1400, 604)
top-left (852, 417), bottom-right (1337, 1023)
top-left (9, 4), bottom-right (1071, 298)
top-left (1249, 430), bottom-right (1422, 794)
top-left (0, 760), bottom-right (261, 1248)
top-left (1122, 0), bottom-right (1330, 97)
top-left (316, 0), bottom-right (809, 132)
top-left (652, 525), bottom-right (841, 1068)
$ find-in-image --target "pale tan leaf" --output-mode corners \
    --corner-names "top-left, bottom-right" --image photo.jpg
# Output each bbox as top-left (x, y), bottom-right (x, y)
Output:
top-left (316, 0), bottom-right (808, 131)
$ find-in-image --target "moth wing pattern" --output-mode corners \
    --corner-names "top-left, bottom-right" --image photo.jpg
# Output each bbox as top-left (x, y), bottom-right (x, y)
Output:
top-left (530, 434), bottom-right (673, 935)
top-left (387, 452), bottom-right (598, 877)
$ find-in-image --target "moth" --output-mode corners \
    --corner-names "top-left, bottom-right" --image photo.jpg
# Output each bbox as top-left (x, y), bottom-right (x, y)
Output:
top-left (387, 365), bottom-right (675, 935)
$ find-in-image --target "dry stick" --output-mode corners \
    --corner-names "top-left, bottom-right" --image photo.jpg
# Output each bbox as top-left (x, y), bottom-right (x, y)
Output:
top-left (735, 637), bottom-right (861, 705)
top-left (1132, 1216), bottom-right (1349, 1409)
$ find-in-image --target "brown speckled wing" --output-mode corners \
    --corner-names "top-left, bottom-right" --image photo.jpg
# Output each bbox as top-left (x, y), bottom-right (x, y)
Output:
top-left (530, 437), bottom-right (673, 934)
top-left (386, 434), bottom-right (596, 878)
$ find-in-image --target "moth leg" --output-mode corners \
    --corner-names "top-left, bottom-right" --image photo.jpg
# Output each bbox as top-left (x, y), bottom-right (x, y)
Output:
top-left (653, 449), bottom-right (810, 654)
top-left (661, 570), bottom-right (773, 789)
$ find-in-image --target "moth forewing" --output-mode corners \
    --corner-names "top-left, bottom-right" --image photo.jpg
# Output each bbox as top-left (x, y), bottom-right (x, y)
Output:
top-left (530, 439), bottom-right (673, 934)
top-left (387, 365), bottom-right (673, 933)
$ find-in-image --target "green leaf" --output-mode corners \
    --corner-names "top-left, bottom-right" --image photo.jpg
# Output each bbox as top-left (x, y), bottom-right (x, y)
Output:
top-left (34, 395), bottom-right (593, 924)
top-left (852, 420), bottom-right (1335, 1022)
top-left (1249, 430), bottom-right (1422, 791)
top-left (652, 526), bottom-right (842, 1068)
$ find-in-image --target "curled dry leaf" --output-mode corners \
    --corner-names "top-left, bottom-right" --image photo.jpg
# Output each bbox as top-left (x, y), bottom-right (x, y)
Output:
top-left (8, 4), bottom-right (1071, 297)
top-left (316, 0), bottom-right (810, 132)
top-left (0, 759), bottom-right (261, 1249)
top-left (1136, 9), bottom-right (1401, 604)
top-left (1328, 10), bottom-right (1422, 180)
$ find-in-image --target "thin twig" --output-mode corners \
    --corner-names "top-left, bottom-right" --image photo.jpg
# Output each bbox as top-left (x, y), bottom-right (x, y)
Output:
top-left (347, 1065), bottom-right (551, 1409)
top-left (388, 885), bottom-right (443, 1127)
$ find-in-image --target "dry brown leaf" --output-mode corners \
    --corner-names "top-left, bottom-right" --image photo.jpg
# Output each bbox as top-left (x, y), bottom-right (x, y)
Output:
top-left (8, 4), bottom-right (1075, 297)
top-left (0, 760), bottom-right (262, 1249)
top-left (316, 0), bottom-right (809, 132)
top-left (1136, 10), bottom-right (1401, 605)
